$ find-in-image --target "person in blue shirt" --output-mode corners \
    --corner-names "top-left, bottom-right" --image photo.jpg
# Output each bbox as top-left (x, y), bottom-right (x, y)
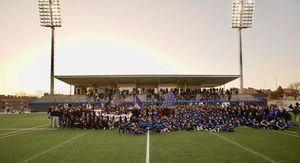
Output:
top-left (245, 118), bottom-right (253, 127)
top-left (192, 120), bottom-right (198, 131)
top-left (227, 121), bottom-right (235, 132)
top-left (155, 122), bottom-right (163, 133)
top-left (146, 121), bottom-right (154, 130)
top-left (207, 120), bottom-right (215, 131)
top-left (138, 119), bottom-right (146, 129)
top-left (222, 123), bottom-right (228, 132)
top-left (215, 121), bottom-right (221, 132)
top-left (126, 123), bottom-right (135, 134)
top-left (268, 108), bottom-right (275, 121)
top-left (202, 121), bottom-right (209, 131)
top-left (119, 122), bottom-right (127, 133)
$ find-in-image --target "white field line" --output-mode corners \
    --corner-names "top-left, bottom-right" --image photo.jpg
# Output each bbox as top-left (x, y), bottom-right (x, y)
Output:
top-left (0, 128), bottom-right (57, 131)
top-left (22, 130), bottom-right (91, 163)
top-left (271, 130), bottom-right (300, 138)
top-left (146, 129), bottom-right (150, 163)
top-left (0, 124), bottom-right (48, 137)
top-left (211, 133), bottom-right (276, 163)
top-left (0, 130), bottom-right (34, 139)
top-left (242, 126), bottom-right (299, 137)
top-left (285, 130), bottom-right (297, 134)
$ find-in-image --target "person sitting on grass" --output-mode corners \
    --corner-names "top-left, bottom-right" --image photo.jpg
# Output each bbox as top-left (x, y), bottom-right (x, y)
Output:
top-left (119, 122), bottom-right (127, 133)
top-left (222, 120), bottom-right (235, 132)
top-left (276, 119), bottom-right (288, 131)
top-left (195, 121), bottom-right (203, 131)
top-left (161, 123), bottom-right (170, 133)
top-left (227, 121), bottom-right (235, 132)
top-left (138, 119), bottom-right (147, 130)
top-left (251, 118), bottom-right (260, 128)
top-left (203, 121), bottom-right (209, 131)
top-left (127, 122), bottom-right (137, 134)
top-left (269, 119), bottom-right (277, 130)
top-left (207, 120), bottom-right (215, 132)
top-left (245, 117), bottom-right (253, 127)
top-left (260, 119), bottom-right (270, 129)
top-left (240, 116), bottom-right (246, 126)
top-left (215, 121), bottom-right (221, 132)
top-left (136, 127), bottom-right (146, 135)
top-left (186, 120), bottom-right (193, 131)
top-left (170, 118), bottom-right (179, 131)
top-left (222, 122), bottom-right (228, 132)
top-left (192, 120), bottom-right (200, 131)
top-left (155, 121), bottom-right (163, 133)
top-left (146, 120), bottom-right (154, 130)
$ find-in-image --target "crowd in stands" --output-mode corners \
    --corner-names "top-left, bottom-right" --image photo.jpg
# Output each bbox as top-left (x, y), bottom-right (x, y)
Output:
top-left (87, 88), bottom-right (239, 102)
top-left (48, 102), bottom-right (293, 135)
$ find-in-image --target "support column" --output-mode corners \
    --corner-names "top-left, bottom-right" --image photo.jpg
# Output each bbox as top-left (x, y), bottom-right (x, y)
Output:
top-left (238, 28), bottom-right (243, 94)
top-left (50, 27), bottom-right (55, 95)
top-left (69, 85), bottom-right (72, 95)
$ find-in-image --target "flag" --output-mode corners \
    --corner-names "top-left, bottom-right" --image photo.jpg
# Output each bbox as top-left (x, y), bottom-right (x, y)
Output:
top-left (135, 95), bottom-right (143, 108)
top-left (111, 89), bottom-right (124, 106)
top-left (162, 91), bottom-right (176, 106)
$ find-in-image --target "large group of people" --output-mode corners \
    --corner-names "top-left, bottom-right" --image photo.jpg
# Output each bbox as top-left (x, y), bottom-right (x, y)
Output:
top-left (48, 102), bottom-right (295, 135)
top-left (87, 88), bottom-right (238, 102)
top-left (145, 88), bottom-right (238, 101)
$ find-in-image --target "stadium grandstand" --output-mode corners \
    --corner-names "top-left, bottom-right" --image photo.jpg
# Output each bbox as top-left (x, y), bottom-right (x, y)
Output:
top-left (29, 74), bottom-right (267, 112)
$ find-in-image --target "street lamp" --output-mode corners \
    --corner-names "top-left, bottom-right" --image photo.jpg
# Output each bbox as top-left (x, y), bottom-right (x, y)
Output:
top-left (38, 0), bottom-right (62, 95)
top-left (231, 0), bottom-right (254, 93)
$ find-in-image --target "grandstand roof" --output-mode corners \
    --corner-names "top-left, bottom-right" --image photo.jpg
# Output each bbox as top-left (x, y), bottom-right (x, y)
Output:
top-left (55, 75), bottom-right (239, 87)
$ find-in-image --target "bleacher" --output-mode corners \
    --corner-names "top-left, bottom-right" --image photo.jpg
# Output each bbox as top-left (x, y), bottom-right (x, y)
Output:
top-left (29, 93), bottom-right (266, 112)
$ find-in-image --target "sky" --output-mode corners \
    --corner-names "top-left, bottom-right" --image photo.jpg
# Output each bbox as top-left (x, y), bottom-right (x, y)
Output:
top-left (0, 0), bottom-right (299, 95)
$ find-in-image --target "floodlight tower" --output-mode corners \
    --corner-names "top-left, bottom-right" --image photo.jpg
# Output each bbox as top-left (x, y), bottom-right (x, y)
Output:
top-left (38, 0), bottom-right (62, 95)
top-left (231, 0), bottom-right (254, 93)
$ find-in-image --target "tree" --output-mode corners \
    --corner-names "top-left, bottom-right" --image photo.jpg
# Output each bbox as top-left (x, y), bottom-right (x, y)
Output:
top-left (275, 86), bottom-right (284, 99)
top-left (289, 82), bottom-right (300, 100)
top-left (289, 82), bottom-right (300, 90)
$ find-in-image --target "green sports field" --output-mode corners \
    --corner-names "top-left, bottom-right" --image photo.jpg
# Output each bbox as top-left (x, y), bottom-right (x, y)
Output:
top-left (0, 114), bottom-right (299, 163)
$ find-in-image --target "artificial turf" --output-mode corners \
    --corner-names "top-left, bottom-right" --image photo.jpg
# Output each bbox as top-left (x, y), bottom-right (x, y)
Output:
top-left (0, 114), bottom-right (299, 163)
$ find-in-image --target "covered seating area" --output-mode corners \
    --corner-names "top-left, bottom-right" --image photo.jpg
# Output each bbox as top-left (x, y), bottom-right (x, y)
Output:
top-left (54, 74), bottom-right (239, 95)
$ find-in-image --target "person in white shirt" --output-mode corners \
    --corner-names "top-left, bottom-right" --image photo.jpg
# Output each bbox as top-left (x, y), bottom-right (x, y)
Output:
top-left (102, 112), bottom-right (108, 121)
top-left (114, 114), bottom-right (120, 124)
top-left (126, 112), bottom-right (132, 122)
top-left (120, 113), bottom-right (126, 122)
top-left (94, 109), bottom-right (102, 117)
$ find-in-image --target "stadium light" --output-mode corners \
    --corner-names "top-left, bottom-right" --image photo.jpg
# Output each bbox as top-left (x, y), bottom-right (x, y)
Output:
top-left (38, 0), bottom-right (62, 95)
top-left (231, 0), bottom-right (254, 93)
